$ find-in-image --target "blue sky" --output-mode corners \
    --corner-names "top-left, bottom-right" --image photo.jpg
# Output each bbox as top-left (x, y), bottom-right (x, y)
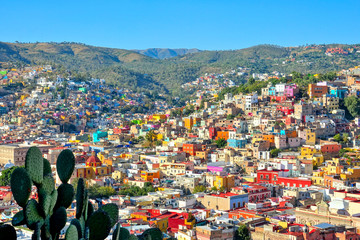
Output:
top-left (2, 0), bottom-right (360, 50)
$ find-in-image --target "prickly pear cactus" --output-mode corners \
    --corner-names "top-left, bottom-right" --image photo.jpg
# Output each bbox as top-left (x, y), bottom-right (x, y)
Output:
top-left (10, 147), bottom-right (77, 240)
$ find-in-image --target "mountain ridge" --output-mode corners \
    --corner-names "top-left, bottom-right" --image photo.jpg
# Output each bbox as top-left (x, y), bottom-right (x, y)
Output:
top-left (1, 42), bottom-right (360, 95)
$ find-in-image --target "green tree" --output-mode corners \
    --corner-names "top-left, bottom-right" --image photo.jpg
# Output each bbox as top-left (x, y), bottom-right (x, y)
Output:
top-left (342, 133), bottom-right (349, 144)
top-left (0, 166), bottom-right (23, 186)
top-left (236, 225), bottom-right (251, 240)
top-left (339, 148), bottom-right (349, 157)
top-left (193, 185), bottom-right (206, 193)
top-left (270, 148), bottom-right (281, 158)
top-left (333, 134), bottom-right (342, 143)
top-left (215, 138), bottom-right (227, 148)
top-left (227, 114), bottom-right (235, 120)
top-left (145, 129), bottom-right (157, 147)
top-left (88, 185), bottom-right (116, 198)
top-left (344, 96), bottom-right (360, 118)
top-left (248, 77), bottom-right (255, 85)
top-left (60, 89), bottom-right (66, 99)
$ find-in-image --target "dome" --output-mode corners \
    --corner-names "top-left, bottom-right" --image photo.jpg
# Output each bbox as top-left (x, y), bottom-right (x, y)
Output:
top-left (86, 152), bottom-right (101, 166)
top-left (4, 160), bottom-right (14, 169)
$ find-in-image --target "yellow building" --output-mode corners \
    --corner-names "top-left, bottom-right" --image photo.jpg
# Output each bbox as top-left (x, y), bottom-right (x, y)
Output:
top-left (152, 114), bottom-right (167, 122)
top-left (301, 146), bottom-right (321, 156)
top-left (184, 117), bottom-right (201, 130)
top-left (69, 152), bottom-right (112, 182)
top-left (312, 154), bottom-right (325, 167)
top-left (149, 217), bottom-right (168, 232)
top-left (112, 170), bottom-right (126, 182)
top-left (312, 171), bottom-right (325, 186)
top-left (323, 158), bottom-right (342, 175)
top-left (305, 130), bottom-right (316, 145)
top-left (340, 167), bottom-right (360, 181)
top-left (214, 175), bottom-right (235, 191)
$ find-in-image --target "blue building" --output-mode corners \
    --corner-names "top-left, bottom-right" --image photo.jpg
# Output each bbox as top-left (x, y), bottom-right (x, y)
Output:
top-left (228, 139), bottom-right (247, 148)
top-left (93, 131), bottom-right (108, 143)
top-left (330, 88), bottom-right (347, 99)
top-left (269, 86), bottom-right (277, 96)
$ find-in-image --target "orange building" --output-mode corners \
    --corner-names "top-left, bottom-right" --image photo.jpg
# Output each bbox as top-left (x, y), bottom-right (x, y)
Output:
top-left (184, 117), bottom-right (201, 130)
top-left (216, 131), bottom-right (229, 141)
top-left (262, 135), bottom-right (275, 147)
top-left (140, 170), bottom-right (160, 182)
top-left (285, 130), bottom-right (297, 138)
top-left (182, 143), bottom-right (202, 156)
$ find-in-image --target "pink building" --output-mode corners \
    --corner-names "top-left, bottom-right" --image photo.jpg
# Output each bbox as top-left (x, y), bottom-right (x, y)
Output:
top-left (284, 84), bottom-right (299, 98)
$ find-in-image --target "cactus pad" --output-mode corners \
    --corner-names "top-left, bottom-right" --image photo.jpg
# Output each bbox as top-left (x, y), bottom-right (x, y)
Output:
top-left (129, 235), bottom-right (139, 240)
top-left (139, 228), bottom-right (163, 240)
top-left (32, 222), bottom-right (41, 240)
top-left (38, 188), bottom-right (57, 216)
top-left (56, 149), bottom-right (75, 183)
top-left (0, 224), bottom-right (17, 240)
top-left (87, 200), bottom-right (94, 220)
top-left (100, 203), bottom-right (119, 228)
top-left (56, 183), bottom-right (75, 209)
top-left (25, 146), bottom-right (44, 185)
top-left (43, 158), bottom-right (52, 176)
top-left (112, 223), bottom-right (130, 240)
top-left (70, 218), bottom-right (83, 239)
top-left (41, 174), bottom-right (56, 195)
top-left (76, 178), bottom-right (85, 219)
top-left (65, 224), bottom-right (78, 240)
top-left (12, 209), bottom-right (26, 226)
top-left (25, 199), bottom-right (45, 230)
top-left (50, 206), bottom-right (67, 236)
top-left (88, 210), bottom-right (112, 240)
top-left (10, 167), bottom-right (31, 208)
top-left (49, 189), bottom-right (58, 215)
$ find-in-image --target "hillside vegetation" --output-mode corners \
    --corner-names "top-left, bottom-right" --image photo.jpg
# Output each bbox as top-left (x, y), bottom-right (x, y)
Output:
top-left (1, 42), bottom-right (360, 95)
top-left (133, 48), bottom-right (201, 59)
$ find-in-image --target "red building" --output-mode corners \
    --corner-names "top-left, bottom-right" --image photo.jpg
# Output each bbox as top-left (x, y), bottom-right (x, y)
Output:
top-left (270, 96), bottom-right (287, 103)
top-left (257, 169), bottom-right (285, 184)
top-left (285, 116), bottom-right (296, 125)
top-left (277, 105), bottom-right (294, 115)
top-left (321, 143), bottom-right (342, 154)
top-left (275, 177), bottom-right (312, 188)
top-left (209, 127), bottom-right (217, 139)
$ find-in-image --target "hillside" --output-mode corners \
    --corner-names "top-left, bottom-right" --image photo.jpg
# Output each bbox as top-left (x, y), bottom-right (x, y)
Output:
top-left (133, 48), bottom-right (201, 59)
top-left (1, 42), bottom-right (360, 95)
